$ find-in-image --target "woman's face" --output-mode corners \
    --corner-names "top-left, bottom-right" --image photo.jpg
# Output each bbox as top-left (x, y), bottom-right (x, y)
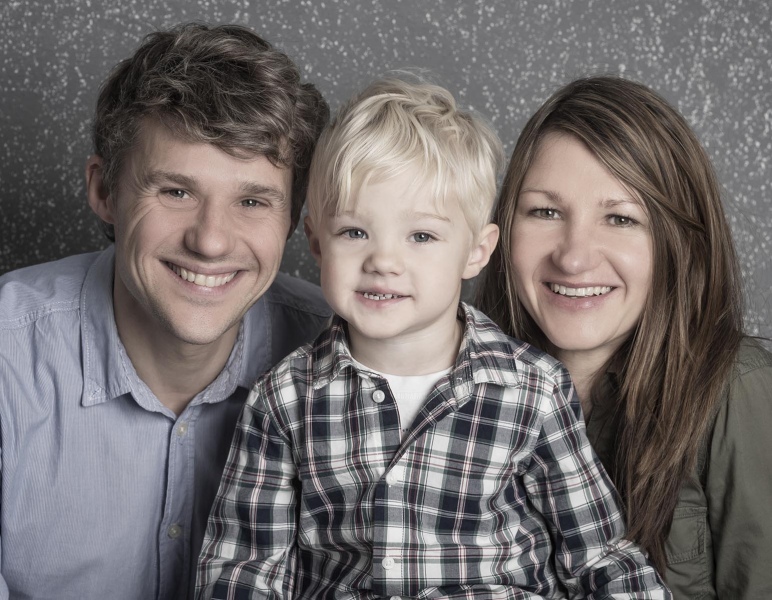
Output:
top-left (509, 132), bottom-right (653, 366)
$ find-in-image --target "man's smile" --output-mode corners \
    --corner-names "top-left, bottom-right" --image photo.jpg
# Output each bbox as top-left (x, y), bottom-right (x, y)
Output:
top-left (167, 262), bottom-right (238, 289)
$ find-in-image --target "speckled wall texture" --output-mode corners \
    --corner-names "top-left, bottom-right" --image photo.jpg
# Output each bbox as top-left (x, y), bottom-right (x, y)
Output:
top-left (1, 0), bottom-right (770, 336)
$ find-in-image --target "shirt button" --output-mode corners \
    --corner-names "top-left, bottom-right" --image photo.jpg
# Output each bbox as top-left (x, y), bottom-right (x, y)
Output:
top-left (176, 422), bottom-right (188, 437)
top-left (382, 556), bottom-right (395, 570)
top-left (372, 390), bottom-right (386, 403)
top-left (390, 596), bottom-right (401, 600)
top-left (167, 524), bottom-right (183, 539)
top-left (385, 471), bottom-right (400, 486)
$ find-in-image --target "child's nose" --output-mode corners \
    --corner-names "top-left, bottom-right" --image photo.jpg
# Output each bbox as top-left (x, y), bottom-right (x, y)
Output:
top-left (363, 241), bottom-right (404, 275)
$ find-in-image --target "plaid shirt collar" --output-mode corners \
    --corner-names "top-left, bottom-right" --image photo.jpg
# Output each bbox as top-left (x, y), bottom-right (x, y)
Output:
top-left (309, 302), bottom-right (521, 408)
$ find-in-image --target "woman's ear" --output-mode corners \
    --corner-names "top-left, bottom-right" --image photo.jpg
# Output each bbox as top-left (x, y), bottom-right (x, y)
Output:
top-left (85, 155), bottom-right (115, 224)
top-left (463, 223), bottom-right (500, 280)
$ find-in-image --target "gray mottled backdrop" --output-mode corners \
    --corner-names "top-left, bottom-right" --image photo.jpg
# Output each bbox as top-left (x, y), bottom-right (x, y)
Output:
top-left (1, 0), bottom-right (770, 337)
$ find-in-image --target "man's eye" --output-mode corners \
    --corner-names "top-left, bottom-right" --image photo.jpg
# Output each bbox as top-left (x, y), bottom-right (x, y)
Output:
top-left (164, 189), bottom-right (188, 199)
top-left (343, 229), bottom-right (367, 239)
top-left (412, 232), bottom-right (434, 243)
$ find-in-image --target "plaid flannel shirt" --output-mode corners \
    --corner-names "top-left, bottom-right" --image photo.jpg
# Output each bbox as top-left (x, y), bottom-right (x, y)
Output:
top-left (197, 304), bottom-right (669, 599)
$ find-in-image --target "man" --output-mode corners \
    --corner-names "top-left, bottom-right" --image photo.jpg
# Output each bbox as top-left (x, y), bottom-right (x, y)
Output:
top-left (0, 23), bottom-right (330, 600)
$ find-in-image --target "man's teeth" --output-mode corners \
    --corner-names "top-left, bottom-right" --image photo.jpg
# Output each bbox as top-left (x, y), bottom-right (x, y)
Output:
top-left (550, 283), bottom-right (612, 297)
top-left (363, 292), bottom-right (402, 301)
top-left (168, 263), bottom-right (237, 288)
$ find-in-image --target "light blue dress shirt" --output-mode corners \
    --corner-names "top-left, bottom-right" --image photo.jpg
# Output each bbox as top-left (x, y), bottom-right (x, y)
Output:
top-left (0, 246), bottom-right (330, 600)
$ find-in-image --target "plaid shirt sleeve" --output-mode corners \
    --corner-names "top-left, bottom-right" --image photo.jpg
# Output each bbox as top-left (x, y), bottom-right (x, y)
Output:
top-left (523, 363), bottom-right (667, 597)
top-left (196, 372), bottom-right (300, 600)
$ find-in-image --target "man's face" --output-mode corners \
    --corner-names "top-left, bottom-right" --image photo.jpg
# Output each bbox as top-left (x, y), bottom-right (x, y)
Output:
top-left (90, 120), bottom-right (292, 349)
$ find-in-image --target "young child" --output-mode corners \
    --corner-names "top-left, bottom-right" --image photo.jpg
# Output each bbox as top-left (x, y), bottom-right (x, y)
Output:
top-left (196, 77), bottom-right (670, 599)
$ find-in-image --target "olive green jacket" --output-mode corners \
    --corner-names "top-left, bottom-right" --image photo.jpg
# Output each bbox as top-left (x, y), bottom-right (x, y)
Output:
top-left (586, 338), bottom-right (772, 599)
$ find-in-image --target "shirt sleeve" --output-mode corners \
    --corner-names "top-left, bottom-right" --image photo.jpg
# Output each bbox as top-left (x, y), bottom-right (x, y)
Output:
top-left (707, 354), bottom-right (772, 597)
top-left (523, 366), bottom-right (671, 599)
top-left (196, 380), bottom-right (299, 600)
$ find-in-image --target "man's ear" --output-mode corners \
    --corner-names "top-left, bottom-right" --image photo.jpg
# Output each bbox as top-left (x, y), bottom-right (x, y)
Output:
top-left (462, 223), bottom-right (500, 280)
top-left (304, 215), bottom-right (323, 268)
top-left (86, 155), bottom-right (115, 224)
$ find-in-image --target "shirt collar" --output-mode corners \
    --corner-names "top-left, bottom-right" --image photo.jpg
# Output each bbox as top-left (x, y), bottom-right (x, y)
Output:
top-left (80, 246), bottom-right (132, 407)
top-left (310, 303), bottom-right (521, 401)
top-left (79, 246), bottom-right (264, 410)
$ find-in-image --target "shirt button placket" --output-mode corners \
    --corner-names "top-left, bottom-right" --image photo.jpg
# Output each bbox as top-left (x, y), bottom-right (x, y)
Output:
top-left (167, 523), bottom-right (183, 539)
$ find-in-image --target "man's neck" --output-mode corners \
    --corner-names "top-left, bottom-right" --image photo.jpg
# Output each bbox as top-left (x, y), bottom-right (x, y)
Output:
top-left (113, 291), bottom-right (240, 416)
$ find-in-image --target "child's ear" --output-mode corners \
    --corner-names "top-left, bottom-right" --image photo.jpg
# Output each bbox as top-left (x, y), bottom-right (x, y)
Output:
top-left (86, 155), bottom-right (115, 224)
top-left (462, 223), bottom-right (499, 280)
top-left (304, 215), bottom-right (323, 268)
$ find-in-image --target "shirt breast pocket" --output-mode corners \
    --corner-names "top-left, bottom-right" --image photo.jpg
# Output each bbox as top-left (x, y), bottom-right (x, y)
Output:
top-left (665, 506), bottom-right (716, 599)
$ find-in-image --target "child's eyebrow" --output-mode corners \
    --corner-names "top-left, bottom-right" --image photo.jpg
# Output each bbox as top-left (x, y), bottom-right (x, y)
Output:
top-left (404, 210), bottom-right (451, 223)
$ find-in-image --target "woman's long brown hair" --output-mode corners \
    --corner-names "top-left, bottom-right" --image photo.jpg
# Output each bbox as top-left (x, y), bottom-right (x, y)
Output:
top-left (476, 76), bottom-right (744, 573)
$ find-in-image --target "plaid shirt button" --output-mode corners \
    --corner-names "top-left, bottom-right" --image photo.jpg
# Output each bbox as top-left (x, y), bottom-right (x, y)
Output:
top-left (382, 556), bottom-right (396, 570)
top-left (372, 390), bottom-right (386, 403)
top-left (385, 471), bottom-right (399, 485)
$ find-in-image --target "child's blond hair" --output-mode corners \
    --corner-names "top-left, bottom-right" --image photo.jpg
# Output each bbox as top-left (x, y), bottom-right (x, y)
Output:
top-left (306, 74), bottom-right (503, 234)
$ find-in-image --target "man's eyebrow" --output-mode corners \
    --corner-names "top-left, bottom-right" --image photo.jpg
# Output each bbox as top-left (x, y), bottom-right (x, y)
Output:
top-left (239, 182), bottom-right (288, 206)
top-left (142, 170), bottom-right (197, 190)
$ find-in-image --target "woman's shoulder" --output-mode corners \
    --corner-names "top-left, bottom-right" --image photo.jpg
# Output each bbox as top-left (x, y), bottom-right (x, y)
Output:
top-left (719, 336), bottom-right (772, 416)
top-left (731, 336), bottom-right (772, 379)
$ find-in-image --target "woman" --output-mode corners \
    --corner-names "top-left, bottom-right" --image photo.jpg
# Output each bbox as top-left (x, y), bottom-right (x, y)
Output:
top-left (477, 75), bottom-right (772, 598)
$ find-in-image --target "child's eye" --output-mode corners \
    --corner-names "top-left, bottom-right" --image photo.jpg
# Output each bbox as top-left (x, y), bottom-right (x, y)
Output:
top-left (411, 232), bottom-right (434, 243)
top-left (343, 228), bottom-right (367, 239)
top-left (530, 207), bottom-right (560, 219)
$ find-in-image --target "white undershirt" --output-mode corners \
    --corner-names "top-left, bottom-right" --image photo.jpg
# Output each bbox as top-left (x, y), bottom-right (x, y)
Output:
top-left (352, 359), bottom-right (451, 435)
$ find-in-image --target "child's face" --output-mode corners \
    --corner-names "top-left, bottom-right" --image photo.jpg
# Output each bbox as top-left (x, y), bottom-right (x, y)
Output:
top-left (306, 167), bottom-right (497, 361)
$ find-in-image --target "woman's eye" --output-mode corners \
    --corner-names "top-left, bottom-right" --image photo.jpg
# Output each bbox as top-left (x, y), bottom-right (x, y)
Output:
top-left (609, 214), bottom-right (637, 227)
top-left (344, 229), bottom-right (367, 239)
top-left (412, 232), bottom-right (433, 243)
top-left (531, 208), bottom-right (559, 219)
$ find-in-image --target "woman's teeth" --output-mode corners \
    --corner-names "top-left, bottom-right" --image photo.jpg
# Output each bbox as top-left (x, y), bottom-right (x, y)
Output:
top-left (550, 283), bottom-right (612, 297)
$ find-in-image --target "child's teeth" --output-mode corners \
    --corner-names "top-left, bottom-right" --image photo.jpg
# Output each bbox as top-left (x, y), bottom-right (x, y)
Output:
top-left (363, 292), bottom-right (401, 301)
